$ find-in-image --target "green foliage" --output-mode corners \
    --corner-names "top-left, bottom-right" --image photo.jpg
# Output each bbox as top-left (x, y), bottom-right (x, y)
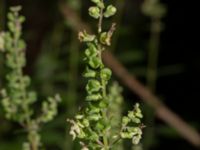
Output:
top-left (67, 0), bottom-right (144, 149)
top-left (0, 6), bottom-right (61, 150)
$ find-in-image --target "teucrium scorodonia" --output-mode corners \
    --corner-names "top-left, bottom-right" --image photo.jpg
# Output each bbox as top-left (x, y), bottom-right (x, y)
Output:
top-left (67, 0), bottom-right (144, 149)
top-left (0, 6), bottom-right (61, 150)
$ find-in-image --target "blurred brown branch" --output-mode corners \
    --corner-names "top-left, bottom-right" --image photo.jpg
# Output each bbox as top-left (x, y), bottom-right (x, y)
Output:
top-left (59, 2), bottom-right (200, 148)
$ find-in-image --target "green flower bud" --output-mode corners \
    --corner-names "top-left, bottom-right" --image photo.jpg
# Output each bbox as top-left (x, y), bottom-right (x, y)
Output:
top-left (8, 22), bottom-right (15, 32)
top-left (134, 103), bottom-right (143, 118)
top-left (95, 122), bottom-right (104, 130)
top-left (128, 111), bottom-right (141, 123)
top-left (100, 68), bottom-right (112, 80)
top-left (131, 118), bottom-right (141, 124)
top-left (7, 13), bottom-right (14, 21)
top-left (122, 116), bottom-right (130, 126)
top-left (76, 115), bottom-right (84, 120)
top-left (19, 16), bottom-right (26, 23)
top-left (86, 93), bottom-right (102, 101)
top-left (27, 91), bottom-right (37, 103)
top-left (120, 132), bottom-right (131, 138)
top-left (91, 0), bottom-right (100, 3)
top-left (88, 114), bottom-right (101, 121)
top-left (91, 0), bottom-right (101, 4)
top-left (82, 119), bottom-right (90, 127)
top-left (127, 127), bottom-right (139, 134)
top-left (90, 0), bottom-right (105, 8)
top-left (86, 79), bottom-right (101, 94)
top-left (99, 100), bottom-right (108, 108)
top-left (89, 6), bottom-right (100, 19)
top-left (100, 32), bottom-right (111, 46)
top-left (135, 111), bottom-right (143, 118)
top-left (89, 132), bottom-right (99, 141)
top-left (88, 57), bottom-right (102, 69)
top-left (83, 67), bottom-right (97, 78)
top-left (132, 134), bottom-right (142, 145)
top-left (78, 129), bottom-right (87, 139)
top-left (104, 5), bottom-right (117, 18)
top-left (128, 111), bottom-right (135, 119)
top-left (85, 43), bottom-right (98, 58)
top-left (88, 104), bottom-right (101, 114)
top-left (85, 47), bottom-right (97, 58)
top-left (78, 31), bottom-right (96, 42)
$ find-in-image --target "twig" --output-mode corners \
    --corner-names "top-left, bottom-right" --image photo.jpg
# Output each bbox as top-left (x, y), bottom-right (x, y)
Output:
top-left (59, 2), bottom-right (200, 148)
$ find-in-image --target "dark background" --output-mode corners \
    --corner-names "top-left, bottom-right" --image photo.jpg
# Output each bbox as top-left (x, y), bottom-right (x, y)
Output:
top-left (0, 0), bottom-right (199, 150)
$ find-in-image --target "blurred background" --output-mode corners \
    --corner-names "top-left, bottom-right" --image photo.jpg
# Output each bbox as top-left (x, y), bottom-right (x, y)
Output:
top-left (0, 0), bottom-right (199, 150)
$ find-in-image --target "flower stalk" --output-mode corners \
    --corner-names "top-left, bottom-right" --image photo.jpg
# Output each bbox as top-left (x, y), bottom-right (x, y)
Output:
top-left (68, 0), bottom-right (144, 150)
top-left (0, 6), bottom-right (61, 150)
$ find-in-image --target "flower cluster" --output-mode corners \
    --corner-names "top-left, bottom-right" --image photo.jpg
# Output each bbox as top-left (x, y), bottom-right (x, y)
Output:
top-left (68, 0), bottom-right (144, 149)
top-left (89, 0), bottom-right (116, 19)
top-left (121, 103), bottom-right (143, 145)
top-left (0, 6), bottom-right (61, 150)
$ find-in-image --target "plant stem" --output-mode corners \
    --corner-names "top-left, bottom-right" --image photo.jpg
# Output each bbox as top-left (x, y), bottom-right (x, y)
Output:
top-left (13, 14), bottom-right (39, 150)
top-left (98, 2), bottom-right (109, 148)
top-left (98, 1), bottom-right (104, 33)
top-left (100, 53), bottom-right (109, 149)
top-left (111, 136), bottom-right (121, 147)
top-left (144, 17), bottom-right (162, 150)
top-left (30, 138), bottom-right (38, 150)
top-left (146, 17), bottom-right (161, 92)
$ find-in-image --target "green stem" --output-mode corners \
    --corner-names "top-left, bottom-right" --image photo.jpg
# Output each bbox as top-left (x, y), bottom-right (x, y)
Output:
top-left (13, 14), bottom-right (39, 150)
top-left (144, 17), bottom-right (162, 150)
top-left (98, 0), bottom-right (104, 33)
top-left (110, 135), bottom-right (121, 147)
top-left (100, 54), bottom-right (109, 150)
top-left (146, 17), bottom-right (161, 92)
top-left (29, 134), bottom-right (39, 150)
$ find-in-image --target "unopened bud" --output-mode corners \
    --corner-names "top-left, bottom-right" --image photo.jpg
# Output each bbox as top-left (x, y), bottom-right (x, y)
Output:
top-left (104, 5), bottom-right (117, 18)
